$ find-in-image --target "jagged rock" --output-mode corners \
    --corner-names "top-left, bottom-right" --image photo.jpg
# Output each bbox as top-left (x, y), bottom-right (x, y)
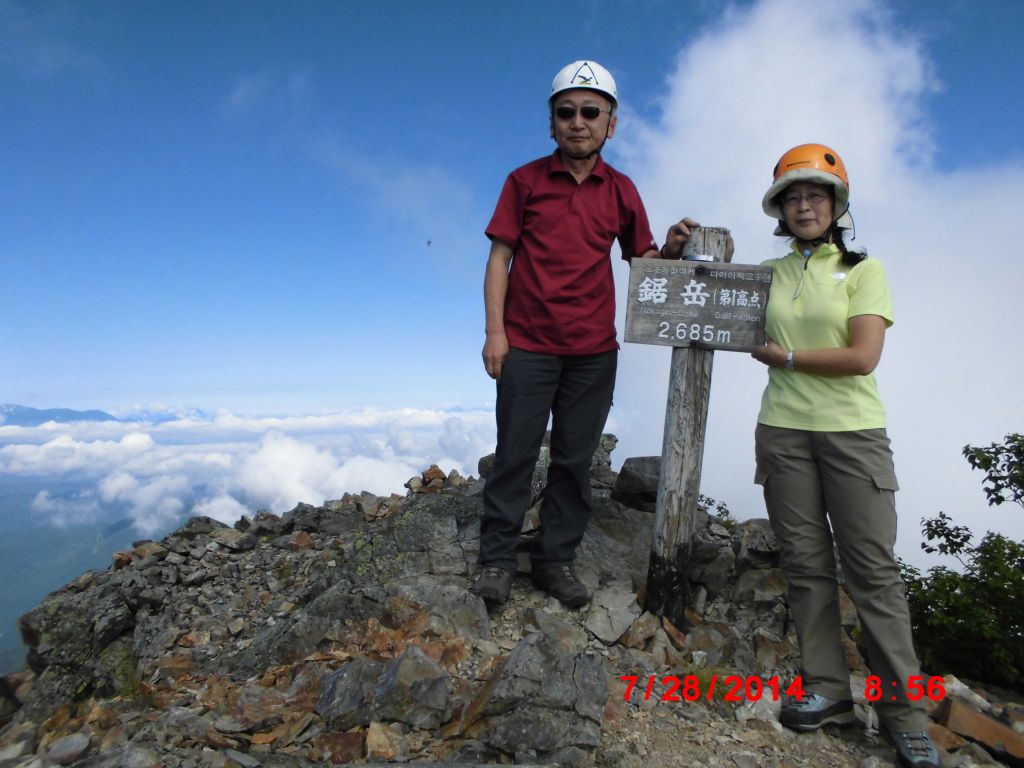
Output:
top-left (752, 627), bottom-right (797, 672)
top-left (734, 568), bottom-right (787, 603)
top-left (930, 721), bottom-right (969, 752)
top-left (281, 502), bottom-right (361, 536)
top-left (590, 434), bottom-right (619, 491)
top-left (651, 626), bottom-right (689, 667)
top-left (520, 609), bottom-right (588, 654)
top-left (315, 730), bottom-right (365, 762)
top-left (683, 622), bottom-right (735, 666)
top-left (945, 675), bottom-right (993, 713)
top-left (385, 577), bottom-right (490, 642)
top-left (245, 510), bottom-right (286, 537)
top-left (611, 456), bottom-right (661, 512)
top-left (1003, 702), bottom-right (1024, 734)
top-left (585, 585), bottom-right (642, 644)
top-left (174, 516), bottom-right (228, 538)
top-left (947, 740), bottom-right (1006, 766)
top-left (224, 749), bottom-right (262, 768)
top-left (732, 518), bottom-right (779, 570)
top-left (18, 583), bottom-right (136, 717)
top-left (690, 542), bottom-right (735, 599)
top-left (372, 645), bottom-right (449, 729)
top-left (315, 656), bottom-right (384, 731)
top-left (365, 720), bottom-right (409, 760)
top-left (592, 433), bottom-right (617, 470)
top-left (0, 678), bottom-right (19, 727)
top-left (422, 465), bottom-right (446, 484)
top-left (0, 723), bottom-right (34, 759)
top-left (619, 611), bottom-right (661, 650)
top-left (937, 697), bottom-right (1024, 764)
top-left (209, 528), bottom-right (257, 552)
top-left (838, 585), bottom-right (859, 630)
top-left (46, 732), bottom-right (91, 764)
top-left (578, 499), bottom-right (653, 591)
top-left (132, 541), bottom-right (168, 560)
top-left (465, 630), bottom-right (606, 764)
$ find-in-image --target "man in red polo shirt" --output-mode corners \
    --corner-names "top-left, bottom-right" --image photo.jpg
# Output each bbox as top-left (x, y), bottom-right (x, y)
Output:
top-left (473, 60), bottom-right (705, 609)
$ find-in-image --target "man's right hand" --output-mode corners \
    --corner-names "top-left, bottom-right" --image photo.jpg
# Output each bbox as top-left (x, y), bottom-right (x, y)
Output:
top-left (482, 332), bottom-right (510, 380)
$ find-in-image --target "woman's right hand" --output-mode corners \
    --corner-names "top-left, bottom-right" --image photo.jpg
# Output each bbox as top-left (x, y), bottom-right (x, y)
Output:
top-left (751, 337), bottom-right (785, 368)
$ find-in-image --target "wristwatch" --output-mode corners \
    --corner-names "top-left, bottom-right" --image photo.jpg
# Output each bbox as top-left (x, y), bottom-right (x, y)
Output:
top-left (784, 351), bottom-right (795, 371)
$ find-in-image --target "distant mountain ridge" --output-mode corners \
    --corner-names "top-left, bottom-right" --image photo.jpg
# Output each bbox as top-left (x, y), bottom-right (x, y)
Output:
top-left (0, 405), bottom-right (118, 427)
top-left (0, 404), bottom-right (203, 427)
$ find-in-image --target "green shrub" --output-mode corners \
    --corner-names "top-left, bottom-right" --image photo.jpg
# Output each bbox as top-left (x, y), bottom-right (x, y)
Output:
top-left (700, 494), bottom-right (735, 530)
top-left (899, 434), bottom-right (1024, 692)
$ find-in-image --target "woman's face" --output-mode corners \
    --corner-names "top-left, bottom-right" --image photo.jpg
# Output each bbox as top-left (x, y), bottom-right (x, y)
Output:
top-left (779, 181), bottom-right (834, 241)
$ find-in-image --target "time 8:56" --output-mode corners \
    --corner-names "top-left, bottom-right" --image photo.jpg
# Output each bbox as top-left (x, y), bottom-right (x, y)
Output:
top-left (864, 675), bottom-right (946, 702)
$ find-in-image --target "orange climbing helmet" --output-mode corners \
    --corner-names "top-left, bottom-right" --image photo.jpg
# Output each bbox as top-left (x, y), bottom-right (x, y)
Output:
top-left (762, 143), bottom-right (852, 229)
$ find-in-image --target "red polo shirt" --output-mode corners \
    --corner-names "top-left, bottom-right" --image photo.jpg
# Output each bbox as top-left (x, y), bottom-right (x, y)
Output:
top-left (486, 151), bottom-right (657, 355)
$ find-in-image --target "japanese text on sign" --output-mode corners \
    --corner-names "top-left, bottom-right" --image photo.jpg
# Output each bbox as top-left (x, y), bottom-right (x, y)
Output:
top-left (624, 261), bottom-right (774, 352)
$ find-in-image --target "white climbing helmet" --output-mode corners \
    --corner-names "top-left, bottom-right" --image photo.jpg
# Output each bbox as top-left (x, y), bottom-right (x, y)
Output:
top-left (550, 60), bottom-right (618, 106)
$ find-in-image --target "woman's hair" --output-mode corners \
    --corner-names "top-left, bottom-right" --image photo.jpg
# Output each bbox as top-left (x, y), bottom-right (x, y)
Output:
top-left (773, 187), bottom-right (866, 267)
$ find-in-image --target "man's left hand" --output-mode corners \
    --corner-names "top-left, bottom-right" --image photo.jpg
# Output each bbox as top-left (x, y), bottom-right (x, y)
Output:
top-left (661, 217), bottom-right (698, 259)
top-left (661, 219), bottom-right (734, 262)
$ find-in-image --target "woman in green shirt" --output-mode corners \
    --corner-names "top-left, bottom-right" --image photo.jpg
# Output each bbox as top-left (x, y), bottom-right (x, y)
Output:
top-left (750, 144), bottom-right (938, 768)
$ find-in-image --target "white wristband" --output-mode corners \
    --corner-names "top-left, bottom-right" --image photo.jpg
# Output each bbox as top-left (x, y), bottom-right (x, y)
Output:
top-left (785, 351), bottom-right (795, 371)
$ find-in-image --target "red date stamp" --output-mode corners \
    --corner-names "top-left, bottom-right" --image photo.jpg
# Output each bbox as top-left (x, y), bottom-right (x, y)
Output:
top-left (864, 675), bottom-right (946, 702)
top-left (620, 674), bottom-right (805, 703)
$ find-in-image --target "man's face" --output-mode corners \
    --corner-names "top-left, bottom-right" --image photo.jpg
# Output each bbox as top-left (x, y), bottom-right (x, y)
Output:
top-left (549, 89), bottom-right (616, 160)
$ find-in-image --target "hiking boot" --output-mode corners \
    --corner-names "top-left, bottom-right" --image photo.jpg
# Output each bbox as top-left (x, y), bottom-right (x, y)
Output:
top-left (880, 724), bottom-right (940, 768)
top-left (780, 692), bottom-right (855, 731)
top-left (531, 563), bottom-right (591, 609)
top-left (471, 566), bottom-right (513, 607)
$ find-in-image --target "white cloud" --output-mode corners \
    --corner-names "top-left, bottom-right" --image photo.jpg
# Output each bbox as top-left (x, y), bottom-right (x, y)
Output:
top-left (94, 472), bottom-right (190, 537)
top-left (0, 432), bottom-right (155, 475)
top-left (327, 455), bottom-right (422, 499)
top-left (233, 432), bottom-right (346, 511)
top-left (220, 69), bottom-right (314, 120)
top-left (0, 406), bottom-right (495, 539)
top-left (31, 490), bottom-right (101, 528)
top-left (98, 471), bottom-right (138, 503)
top-left (608, 0), bottom-right (1024, 568)
top-left (191, 494), bottom-right (250, 527)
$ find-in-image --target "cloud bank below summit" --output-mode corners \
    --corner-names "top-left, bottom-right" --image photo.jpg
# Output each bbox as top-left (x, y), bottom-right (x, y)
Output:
top-left (1, 407), bottom-right (496, 537)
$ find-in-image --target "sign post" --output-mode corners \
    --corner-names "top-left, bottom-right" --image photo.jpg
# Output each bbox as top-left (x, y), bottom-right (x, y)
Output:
top-left (624, 228), bottom-right (772, 627)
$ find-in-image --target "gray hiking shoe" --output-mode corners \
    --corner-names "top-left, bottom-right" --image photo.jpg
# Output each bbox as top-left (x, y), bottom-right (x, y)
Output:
top-left (780, 692), bottom-right (855, 731)
top-left (880, 724), bottom-right (940, 768)
top-left (531, 563), bottom-right (591, 609)
top-left (471, 566), bottom-right (513, 607)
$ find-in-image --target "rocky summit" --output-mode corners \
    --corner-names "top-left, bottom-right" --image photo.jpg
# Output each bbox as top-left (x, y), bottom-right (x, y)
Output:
top-left (1, 435), bottom-right (1022, 768)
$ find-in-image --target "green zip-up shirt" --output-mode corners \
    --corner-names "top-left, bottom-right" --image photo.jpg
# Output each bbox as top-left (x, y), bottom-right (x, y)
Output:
top-left (757, 243), bottom-right (893, 431)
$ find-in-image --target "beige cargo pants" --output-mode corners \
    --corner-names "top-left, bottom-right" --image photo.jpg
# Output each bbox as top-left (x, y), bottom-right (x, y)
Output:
top-left (755, 424), bottom-right (928, 731)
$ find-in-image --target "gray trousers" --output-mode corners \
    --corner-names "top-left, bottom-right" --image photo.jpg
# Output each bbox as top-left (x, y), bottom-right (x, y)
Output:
top-left (479, 347), bottom-right (616, 573)
top-left (755, 424), bottom-right (928, 731)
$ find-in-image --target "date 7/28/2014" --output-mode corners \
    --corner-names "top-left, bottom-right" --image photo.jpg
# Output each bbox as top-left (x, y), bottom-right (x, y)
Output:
top-left (620, 675), bottom-right (805, 703)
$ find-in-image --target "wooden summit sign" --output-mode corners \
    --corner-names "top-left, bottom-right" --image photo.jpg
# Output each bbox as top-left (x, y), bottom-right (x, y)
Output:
top-left (625, 226), bottom-right (775, 627)
top-left (625, 260), bottom-right (773, 351)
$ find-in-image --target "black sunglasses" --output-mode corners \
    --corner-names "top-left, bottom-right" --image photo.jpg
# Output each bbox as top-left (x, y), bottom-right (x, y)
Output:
top-left (554, 105), bottom-right (610, 121)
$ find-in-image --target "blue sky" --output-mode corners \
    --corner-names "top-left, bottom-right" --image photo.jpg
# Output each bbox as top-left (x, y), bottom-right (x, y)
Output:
top-left (2, 0), bottom-right (1023, 567)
